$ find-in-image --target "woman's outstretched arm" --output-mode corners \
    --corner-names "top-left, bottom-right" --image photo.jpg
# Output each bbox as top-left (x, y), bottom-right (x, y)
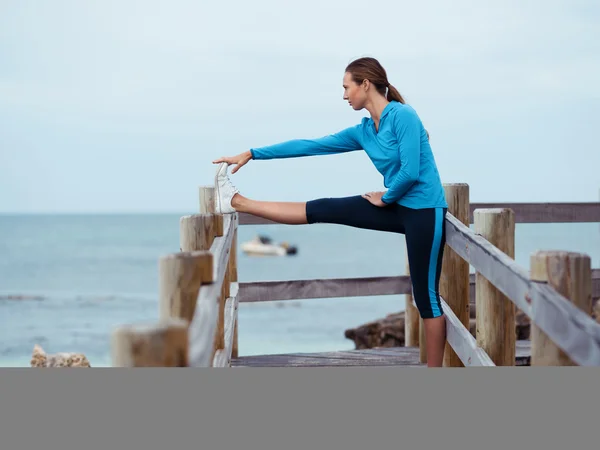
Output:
top-left (249, 124), bottom-right (363, 161)
top-left (214, 124), bottom-right (363, 173)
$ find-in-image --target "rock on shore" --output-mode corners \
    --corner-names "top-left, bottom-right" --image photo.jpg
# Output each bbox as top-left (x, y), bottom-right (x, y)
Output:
top-left (30, 345), bottom-right (91, 368)
top-left (344, 306), bottom-right (533, 349)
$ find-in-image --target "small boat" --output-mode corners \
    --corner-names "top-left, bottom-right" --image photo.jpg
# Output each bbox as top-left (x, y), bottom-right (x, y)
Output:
top-left (241, 235), bottom-right (298, 257)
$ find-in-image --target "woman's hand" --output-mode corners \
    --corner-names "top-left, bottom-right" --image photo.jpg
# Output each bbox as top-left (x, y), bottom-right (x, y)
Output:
top-left (213, 150), bottom-right (253, 174)
top-left (362, 191), bottom-right (387, 207)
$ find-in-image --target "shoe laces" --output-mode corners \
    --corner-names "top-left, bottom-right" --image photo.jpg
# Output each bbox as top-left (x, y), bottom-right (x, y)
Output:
top-left (222, 173), bottom-right (238, 192)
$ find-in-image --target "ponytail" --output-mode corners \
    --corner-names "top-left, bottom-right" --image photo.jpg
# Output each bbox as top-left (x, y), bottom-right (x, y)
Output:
top-left (345, 57), bottom-right (407, 104)
top-left (386, 83), bottom-right (405, 104)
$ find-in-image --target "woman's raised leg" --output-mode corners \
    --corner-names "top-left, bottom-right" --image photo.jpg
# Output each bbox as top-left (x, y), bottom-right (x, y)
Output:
top-left (231, 194), bottom-right (308, 225)
top-left (215, 162), bottom-right (399, 230)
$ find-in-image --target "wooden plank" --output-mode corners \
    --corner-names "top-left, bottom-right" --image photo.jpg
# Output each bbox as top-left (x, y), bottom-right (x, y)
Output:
top-left (238, 276), bottom-right (413, 303)
top-left (239, 202), bottom-right (600, 225)
top-left (470, 269), bottom-right (599, 306)
top-left (470, 202), bottom-right (600, 224)
top-left (229, 215), bottom-right (239, 359)
top-left (213, 259), bottom-right (229, 357)
top-left (211, 214), bottom-right (228, 357)
top-left (236, 271), bottom-right (598, 305)
top-left (188, 214), bottom-right (237, 367)
top-left (231, 342), bottom-right (531, 367)
top-left (440, 297), bottom-right (495, 367)
top-left (213, 284), bottom-right (239, 367)
top-left (445, 212), bottom-right (600, 366)
top-left (233, 348), bottom-right (425, 367)
top-left (237, 269), bottom-right (600, 304)
top-left (231, 344), bottom-right (531, 366)
top-left (208, 215), bottom-right (234, 283)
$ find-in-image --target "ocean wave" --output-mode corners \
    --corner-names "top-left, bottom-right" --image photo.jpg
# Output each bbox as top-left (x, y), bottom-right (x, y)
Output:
top-left (0, 292), bottom-right (155, 303)
top-left (0, 294), bottom-right (45, 301)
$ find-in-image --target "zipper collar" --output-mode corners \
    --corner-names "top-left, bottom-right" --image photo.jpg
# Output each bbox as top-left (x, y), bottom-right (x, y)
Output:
top-left (371, 101), bottom-right (397, 134)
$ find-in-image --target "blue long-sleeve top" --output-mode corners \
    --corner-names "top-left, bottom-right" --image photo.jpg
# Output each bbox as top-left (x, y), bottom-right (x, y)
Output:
top-left (250, 101), bottom-right (448, 209)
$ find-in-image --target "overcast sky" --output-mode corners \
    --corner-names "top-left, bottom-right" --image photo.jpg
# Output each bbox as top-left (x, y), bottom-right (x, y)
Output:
top-left (1, 0), bottom-right (599, 213)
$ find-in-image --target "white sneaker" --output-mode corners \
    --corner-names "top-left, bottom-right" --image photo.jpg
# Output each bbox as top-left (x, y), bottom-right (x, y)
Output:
top-left (214, 162), bottom-right (239, 214)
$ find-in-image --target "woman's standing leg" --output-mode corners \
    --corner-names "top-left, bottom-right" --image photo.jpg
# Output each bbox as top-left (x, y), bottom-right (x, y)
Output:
top-left (404, 207), bottom-right (447, 367)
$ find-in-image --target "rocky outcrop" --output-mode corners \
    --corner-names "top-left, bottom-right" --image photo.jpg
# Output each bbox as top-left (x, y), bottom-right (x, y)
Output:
top-left (30, 344), bottom-right (91, 367)
top-left (344, 307), bottom-right (532, 349)
top-left (344, 311), bottom-right (407, 350)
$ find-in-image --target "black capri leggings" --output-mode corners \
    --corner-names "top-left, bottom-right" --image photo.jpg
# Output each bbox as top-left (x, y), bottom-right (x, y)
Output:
top-left (306, 195), bottom-right (447, 319)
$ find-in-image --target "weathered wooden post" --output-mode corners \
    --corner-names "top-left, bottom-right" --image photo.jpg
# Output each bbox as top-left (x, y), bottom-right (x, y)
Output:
top-left (199, 185), bottom-right (215, 214)
top-left (405, 256), bottom-right (420, 347)
top-left (474, 208), bottom-right (516, 366)
top-left (440, 183), bottom-right (470, 367)
top-left (111, 318), bottom-right (189, 367)
top-left (530, 251), bottom-right (592, 366)
top-left (159, 252), bottom-right (213, 322)
top-left (180, 213), bottom-right (216, 253)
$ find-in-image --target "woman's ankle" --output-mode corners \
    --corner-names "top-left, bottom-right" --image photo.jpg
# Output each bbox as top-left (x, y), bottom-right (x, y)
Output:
top-left (231, 193), bottom-right (244, 210)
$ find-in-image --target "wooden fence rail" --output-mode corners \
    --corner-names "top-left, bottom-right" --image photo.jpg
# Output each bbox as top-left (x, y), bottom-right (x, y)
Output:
top-left (235, 270), bottom-right (600, 304)
top-left (439, 296), bottom-right (495, 366)
top-left (445, 211), bottom-right (600, 366)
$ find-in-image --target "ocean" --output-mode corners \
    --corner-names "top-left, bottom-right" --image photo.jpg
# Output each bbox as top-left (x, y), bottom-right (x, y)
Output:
top-left (1, 213), bottom-right (598, 367)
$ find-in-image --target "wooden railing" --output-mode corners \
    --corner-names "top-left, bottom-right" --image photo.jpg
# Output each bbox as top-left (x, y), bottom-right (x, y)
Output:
top-left (444, 207), bottom-right (600, 366)
top-left (111, 186), bottom-right (240, 367)
top-left (109, 181), bottom-right (600, 367)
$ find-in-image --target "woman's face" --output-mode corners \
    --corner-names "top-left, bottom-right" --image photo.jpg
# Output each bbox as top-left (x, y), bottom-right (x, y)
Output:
top-left (343, 72), bottom-right (366, 110)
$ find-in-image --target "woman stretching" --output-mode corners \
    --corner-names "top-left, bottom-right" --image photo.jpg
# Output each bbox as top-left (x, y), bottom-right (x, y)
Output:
top-left (213, 57), bottom-right (448, 367)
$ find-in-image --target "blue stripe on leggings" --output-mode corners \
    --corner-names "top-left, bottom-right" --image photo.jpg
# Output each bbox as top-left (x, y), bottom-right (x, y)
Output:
top-left (428, 208), bottom-right (443, 317)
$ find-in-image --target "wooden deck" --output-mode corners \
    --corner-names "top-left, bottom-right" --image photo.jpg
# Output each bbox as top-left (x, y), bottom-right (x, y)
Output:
top-left (232, 340), bottom-right (532, 367)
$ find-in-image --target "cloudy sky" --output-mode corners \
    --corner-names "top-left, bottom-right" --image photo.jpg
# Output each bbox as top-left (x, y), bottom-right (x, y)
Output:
top-left (1, 0), bottom-right (599, 213)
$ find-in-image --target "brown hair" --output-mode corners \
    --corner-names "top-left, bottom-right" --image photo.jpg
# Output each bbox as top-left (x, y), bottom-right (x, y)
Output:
top-left (345, 57), bottom-right (405, 104)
